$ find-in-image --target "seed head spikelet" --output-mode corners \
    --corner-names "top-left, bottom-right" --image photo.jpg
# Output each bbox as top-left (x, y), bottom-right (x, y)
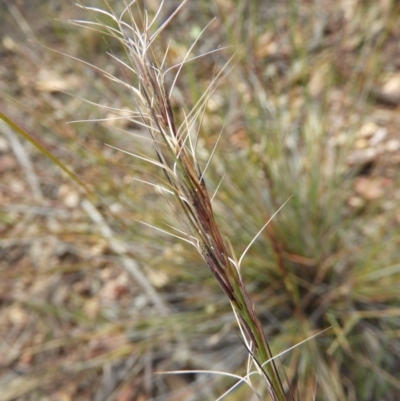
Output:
top-left (73, 2), bottom-right (294, 400)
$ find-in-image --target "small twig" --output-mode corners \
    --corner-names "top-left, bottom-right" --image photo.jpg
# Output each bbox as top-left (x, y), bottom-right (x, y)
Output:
top-left (0, 121), bottom-right (43, 201)
top-left (81, 199), bottom-right (169, 316)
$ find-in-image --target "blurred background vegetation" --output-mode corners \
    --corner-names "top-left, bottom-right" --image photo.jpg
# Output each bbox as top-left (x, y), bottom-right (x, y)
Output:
top-left (1, 0), bottom-right (400, 400)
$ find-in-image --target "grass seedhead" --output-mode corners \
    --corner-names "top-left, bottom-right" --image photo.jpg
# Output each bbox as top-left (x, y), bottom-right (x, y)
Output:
top-left (71, 1), bottom-right (298, 399)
